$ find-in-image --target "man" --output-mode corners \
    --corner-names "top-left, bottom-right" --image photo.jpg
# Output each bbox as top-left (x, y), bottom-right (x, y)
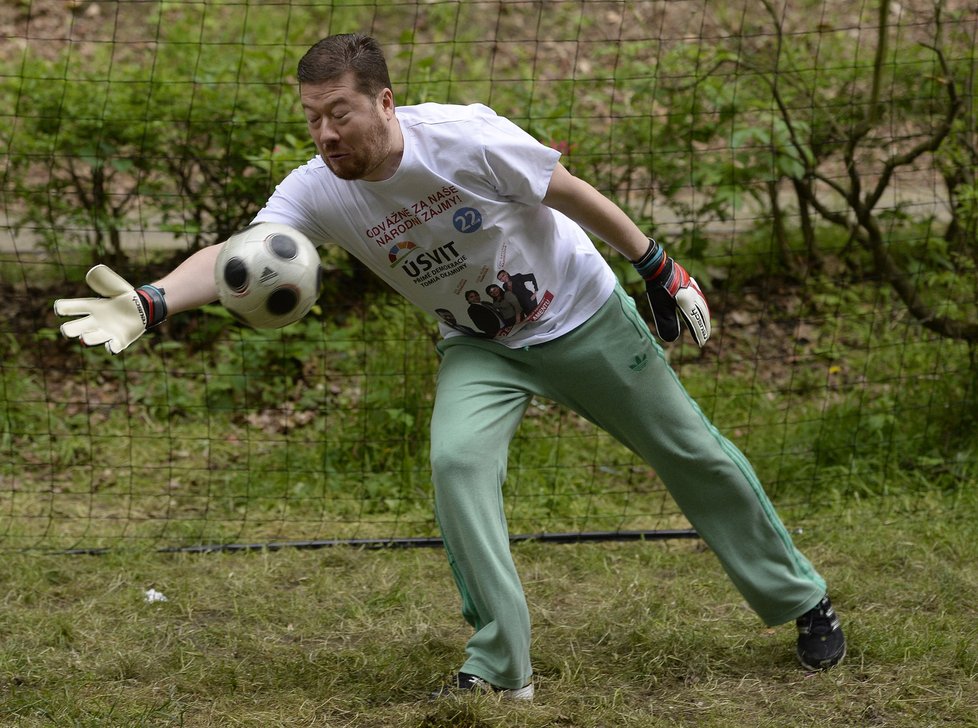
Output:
top-left (54, 33), bottom-right (845, 701)
top-left (464, 289), bottom-right (505, 336)
top-left (496, 269), bottom-right (538, 315)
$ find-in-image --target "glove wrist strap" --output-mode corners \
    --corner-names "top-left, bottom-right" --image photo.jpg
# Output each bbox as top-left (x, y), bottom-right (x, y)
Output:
top-left (632, 238), bottom-right (668, 282)
top-left (135, 284), bottom-right (168, 329)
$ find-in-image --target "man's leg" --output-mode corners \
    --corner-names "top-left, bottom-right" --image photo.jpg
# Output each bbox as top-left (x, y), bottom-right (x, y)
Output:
top-left (429, 342), bottom-right (534, 690)
top-left (523, 286), bottom-right (827, 626)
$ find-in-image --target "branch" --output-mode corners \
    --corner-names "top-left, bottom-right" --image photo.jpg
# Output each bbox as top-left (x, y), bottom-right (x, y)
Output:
top-left (865, 39), bottom-right (962, 210)
top-left (867, 0), bottom-right (891, 126)
top-left (793, 175), bottom-right (863, 237)
top-left (860, 207), bottom-right (978, 339)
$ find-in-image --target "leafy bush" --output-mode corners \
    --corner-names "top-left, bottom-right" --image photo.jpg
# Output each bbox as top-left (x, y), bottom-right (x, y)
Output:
top-left (2, 41), bottom-right (300, 265)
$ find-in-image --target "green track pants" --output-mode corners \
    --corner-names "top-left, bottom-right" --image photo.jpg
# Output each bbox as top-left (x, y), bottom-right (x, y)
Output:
top-left (430, 285), bottom-right (827, 690)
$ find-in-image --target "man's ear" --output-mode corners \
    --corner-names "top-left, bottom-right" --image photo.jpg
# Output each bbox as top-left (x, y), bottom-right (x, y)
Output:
top-left (380, 87), bottom-right (396, 118)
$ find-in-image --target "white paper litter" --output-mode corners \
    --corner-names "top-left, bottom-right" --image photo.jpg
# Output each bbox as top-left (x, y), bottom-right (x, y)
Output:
top-left (144, 588), bottom-right (168, 603)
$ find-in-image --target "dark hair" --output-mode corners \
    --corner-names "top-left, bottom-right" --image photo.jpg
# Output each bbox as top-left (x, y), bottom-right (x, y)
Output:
top-left (297, 33), bottom-right (392, 97)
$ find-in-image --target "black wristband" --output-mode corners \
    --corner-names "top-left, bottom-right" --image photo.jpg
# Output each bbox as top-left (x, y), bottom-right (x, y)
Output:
top-left (135, 284), bottom-right (168, 328)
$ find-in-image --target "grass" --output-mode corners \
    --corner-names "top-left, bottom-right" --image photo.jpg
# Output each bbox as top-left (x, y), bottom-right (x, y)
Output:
top-left (1, 501), bottom-right (977, 727)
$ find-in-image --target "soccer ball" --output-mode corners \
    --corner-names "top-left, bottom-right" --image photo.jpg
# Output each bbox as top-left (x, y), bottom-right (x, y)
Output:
top-left (214, 222), bottom-right (323, 329)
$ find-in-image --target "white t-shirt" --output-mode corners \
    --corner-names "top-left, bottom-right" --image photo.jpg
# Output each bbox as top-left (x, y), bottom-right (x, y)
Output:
top-left (254, 102), bottom-right (617, 347)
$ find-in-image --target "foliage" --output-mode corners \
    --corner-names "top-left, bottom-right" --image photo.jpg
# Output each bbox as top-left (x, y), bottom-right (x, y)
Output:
top-left (724, 0), bottom-right (978, 340)
top-left (5, 267), bottom-right (977, 552)
top-left (1, 41), bottom-right (298, 264)
top-left (2, 2), bottom-right (976, 342)
top-left (1, 0), bottom-right (977, 548)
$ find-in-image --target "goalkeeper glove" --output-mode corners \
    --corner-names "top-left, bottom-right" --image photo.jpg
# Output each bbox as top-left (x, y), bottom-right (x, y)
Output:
top-left (53, 265), bottom-right (167, 354)
top-left (632, 238), bottom-right (711, 347)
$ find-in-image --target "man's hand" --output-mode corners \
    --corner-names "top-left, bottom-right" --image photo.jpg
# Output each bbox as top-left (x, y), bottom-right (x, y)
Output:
top-left (632, 239), bottom-right (711, 347)
top-left (53, 265), bottom-right (167, 354)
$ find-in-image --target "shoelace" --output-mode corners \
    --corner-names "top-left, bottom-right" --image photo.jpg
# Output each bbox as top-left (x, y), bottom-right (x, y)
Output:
top-left (798, 599), bottom-right (839, 636)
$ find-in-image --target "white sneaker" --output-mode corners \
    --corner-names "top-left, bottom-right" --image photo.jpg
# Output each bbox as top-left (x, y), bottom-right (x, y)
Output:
top-left (429, 672), bottom-right (534, 701)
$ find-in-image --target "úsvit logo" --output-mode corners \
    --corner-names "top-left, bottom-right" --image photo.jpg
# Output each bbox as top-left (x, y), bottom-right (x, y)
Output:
top-left (388, 240), bottom-right (418, 267)
top-left (388, 240), bottom-right (468, 285)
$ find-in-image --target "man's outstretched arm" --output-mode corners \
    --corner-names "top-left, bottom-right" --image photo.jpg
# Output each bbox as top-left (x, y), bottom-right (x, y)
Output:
top-left (54, 243), bottom-right (224, 354)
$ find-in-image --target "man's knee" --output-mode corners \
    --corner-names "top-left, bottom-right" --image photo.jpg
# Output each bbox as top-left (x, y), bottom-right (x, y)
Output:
top-left (431, 442), bottom-right (498, 480)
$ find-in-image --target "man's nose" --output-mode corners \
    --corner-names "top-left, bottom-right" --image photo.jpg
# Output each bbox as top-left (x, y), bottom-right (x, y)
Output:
top-left (313, 119), bottom-right (340, 146)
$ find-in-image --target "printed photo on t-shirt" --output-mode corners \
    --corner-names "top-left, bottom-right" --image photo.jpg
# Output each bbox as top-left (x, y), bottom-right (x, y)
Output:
top-left (435, 266), bottom-right (555, 340)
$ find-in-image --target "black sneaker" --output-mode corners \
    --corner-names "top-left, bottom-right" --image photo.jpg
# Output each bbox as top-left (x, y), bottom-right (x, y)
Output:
top-left (428, 671), bottom-right (534, 702)
top-left (796, 595), bottom-right (846, 670)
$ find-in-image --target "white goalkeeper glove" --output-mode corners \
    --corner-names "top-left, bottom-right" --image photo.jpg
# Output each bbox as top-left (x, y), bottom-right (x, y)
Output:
top-left (632, 238), bottom-right (711, 347)
top-left (53, 265), bottom-right (168, 354)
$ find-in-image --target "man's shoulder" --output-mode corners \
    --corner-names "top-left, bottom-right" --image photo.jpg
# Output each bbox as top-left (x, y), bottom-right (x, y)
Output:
top-left (281, 155), bottom-right (328, 179)
top-left (271, 155), bottom-right (349, 208)
top-left (397, 102), bottom-right (497, 127)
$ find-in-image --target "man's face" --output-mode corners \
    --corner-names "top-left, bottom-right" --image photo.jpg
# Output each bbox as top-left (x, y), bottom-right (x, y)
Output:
top-left (300, 73), bottom-right (396, 181)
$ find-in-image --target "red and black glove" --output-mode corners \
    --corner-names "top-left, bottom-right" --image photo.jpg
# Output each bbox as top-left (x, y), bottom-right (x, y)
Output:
top-left (632, 239), bottom-right (711, 347)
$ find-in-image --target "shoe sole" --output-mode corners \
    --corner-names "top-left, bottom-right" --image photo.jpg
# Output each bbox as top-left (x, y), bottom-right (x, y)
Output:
top-left (504, 683), bottom-right (534, 701)
top-left (797, 643), bottom-right (846, 671)
top-left (428, 681), bottom-right (534, 702)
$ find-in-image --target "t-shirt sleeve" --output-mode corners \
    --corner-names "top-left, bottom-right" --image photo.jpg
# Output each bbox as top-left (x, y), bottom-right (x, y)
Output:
top-left (251, 163), bottom-right (331, 246)
top-left (476, 108), bottom-right (561, 206)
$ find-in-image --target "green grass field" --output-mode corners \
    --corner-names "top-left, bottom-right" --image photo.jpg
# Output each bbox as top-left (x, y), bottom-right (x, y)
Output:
top-left (2, 501), bottom-right (976, 728)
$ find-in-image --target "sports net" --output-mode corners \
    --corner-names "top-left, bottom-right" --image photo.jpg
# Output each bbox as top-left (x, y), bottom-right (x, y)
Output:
top-left (1, 0), bottom-right (976, 552)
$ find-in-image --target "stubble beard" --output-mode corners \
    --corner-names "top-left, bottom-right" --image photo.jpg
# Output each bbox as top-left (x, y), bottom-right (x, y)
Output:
top-left (322, 117), bottom-right (391, 181)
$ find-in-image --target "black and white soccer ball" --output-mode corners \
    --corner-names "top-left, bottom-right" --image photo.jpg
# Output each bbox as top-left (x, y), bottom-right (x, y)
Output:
top-left (215, 222), bottom-right (323, 329)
